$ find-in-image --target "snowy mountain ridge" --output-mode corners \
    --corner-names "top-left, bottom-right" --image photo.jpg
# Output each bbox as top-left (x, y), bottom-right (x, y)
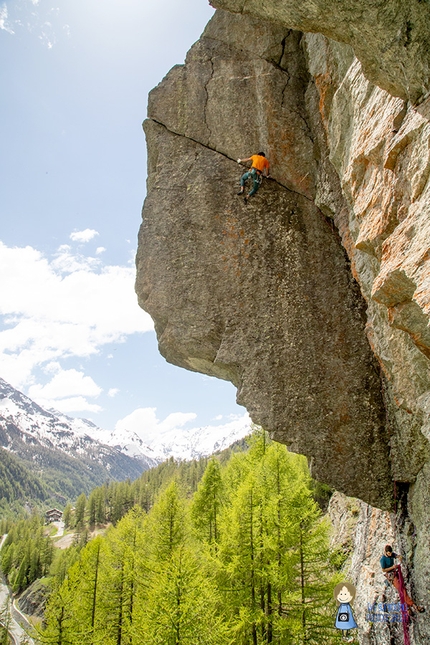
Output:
top-left (102, 413), bottom-right (252, 461)
top-left (0, 377), bottom-right (252, 468)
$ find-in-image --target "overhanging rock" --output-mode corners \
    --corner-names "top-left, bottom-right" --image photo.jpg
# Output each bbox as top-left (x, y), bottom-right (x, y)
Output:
top-left (137, 126), bottom-right (392, 508)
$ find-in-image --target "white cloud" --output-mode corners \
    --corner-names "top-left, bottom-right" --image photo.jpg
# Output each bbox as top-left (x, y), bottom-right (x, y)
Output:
top-left (0, 241), bottom-right (153, 390)
top-left (43, 396), bottom-right (102, 414)
top-left (0, 4), bottom-right (14, 34)
top-left (70, 229), bottom-right (99, 243)
top-left (51, 245), bottom-right (100, 273)
top-left (108, 388), bottom-right (119, 397)
top-left (96, 247), bottom-right (106, 255)
top-left (115, 408), bottom-right (197, 444)
top-left (27, 366), bottom-right (103, 414)
top-left (29, 368), bottom-right (102, 400)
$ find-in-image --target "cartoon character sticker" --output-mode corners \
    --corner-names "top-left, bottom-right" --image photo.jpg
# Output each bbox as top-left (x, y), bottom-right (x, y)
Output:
top-left (334, 582), bottom-right (358, 641)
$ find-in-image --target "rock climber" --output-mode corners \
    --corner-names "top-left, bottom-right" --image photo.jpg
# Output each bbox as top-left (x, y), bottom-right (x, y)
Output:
top-left (380, 545), bottom-right (425, 614)
top-left (237, 152), bottom-right (270, 200)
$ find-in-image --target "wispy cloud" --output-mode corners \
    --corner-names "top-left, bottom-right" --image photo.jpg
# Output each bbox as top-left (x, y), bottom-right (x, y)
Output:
top-left (0, 3), bottom-right (14, 34)
top-left (0, 240), bottom-right (153, 394)
top-left (49, 396), bottom-right (102, 414)
top-left (1, 1), bottom-right (68, 47)
top-left (70, 229), bottom-right (99, 243)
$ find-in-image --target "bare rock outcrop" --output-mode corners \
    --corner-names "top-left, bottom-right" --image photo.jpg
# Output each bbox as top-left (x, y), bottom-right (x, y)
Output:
top-left (136, 3), bottom-right (430, 642)
top-left (137, 12), bottom-right (392, 508)
top-left (211, 0), bottom-right (430, 105)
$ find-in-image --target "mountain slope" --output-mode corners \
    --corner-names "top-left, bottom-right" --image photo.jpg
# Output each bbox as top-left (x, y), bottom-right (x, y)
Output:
top-left (0, 378), bottom-right (156, 500)
top-left (0, 447), bottom-right (47, 502)
top-left (0, 377), bottom-right (252, 503)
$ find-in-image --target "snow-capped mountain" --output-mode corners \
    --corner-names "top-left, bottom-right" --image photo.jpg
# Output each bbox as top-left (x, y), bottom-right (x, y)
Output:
top-left (0, 377), bottom-right (252, 469)
top-left (0, 377), bottom-right (158, 481)
top-left (102, 415), bottom-right (252, 462)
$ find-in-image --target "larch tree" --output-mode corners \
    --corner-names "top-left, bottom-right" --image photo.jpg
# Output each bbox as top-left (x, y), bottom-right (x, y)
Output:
top-left (191, 458), bottom-right (223, 548)
top-left (134, 481), bottom-right (229, 645)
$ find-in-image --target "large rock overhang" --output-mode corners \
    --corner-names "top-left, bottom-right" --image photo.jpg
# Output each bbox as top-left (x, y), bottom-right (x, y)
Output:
top-left (136, 11), bottom-right (394, 508)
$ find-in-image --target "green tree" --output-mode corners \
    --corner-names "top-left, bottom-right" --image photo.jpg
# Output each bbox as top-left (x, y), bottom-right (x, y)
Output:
top-left (74, 494), bottom-right (87, 530)
top-left (191, 459), bottom-right (223, 547)
top-left (142, 545), bottom-right (228, 645)
top-left (36, 583), bottom-right (76, 645)
top-left (62, 503), bottom-right (72, 529)
top-left (218, 432), bottom-right (340, 644)
top-left (134, 482), bottom-right (229, 644)
top-left (99, 508), bottom-right (146, 645)
top-left (283, 512), bottom-right (342, 645)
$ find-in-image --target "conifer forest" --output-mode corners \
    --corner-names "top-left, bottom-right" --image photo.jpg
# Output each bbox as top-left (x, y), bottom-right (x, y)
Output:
top-left (0, 431), bottom-right (345, 644)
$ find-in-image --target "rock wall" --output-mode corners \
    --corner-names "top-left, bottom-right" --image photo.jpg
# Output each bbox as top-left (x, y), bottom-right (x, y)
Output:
top-left (211, 0), bottom-right (430, 104)
top-left (136, 3), bottom-right (430, 642)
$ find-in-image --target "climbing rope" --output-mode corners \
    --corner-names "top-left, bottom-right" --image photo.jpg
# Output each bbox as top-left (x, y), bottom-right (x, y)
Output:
top-left (396, 564), bottom-right (411, 645)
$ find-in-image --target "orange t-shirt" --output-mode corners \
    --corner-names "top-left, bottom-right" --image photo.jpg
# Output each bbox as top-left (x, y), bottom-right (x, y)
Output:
top-left (250, 154), bottom-right (270, 172)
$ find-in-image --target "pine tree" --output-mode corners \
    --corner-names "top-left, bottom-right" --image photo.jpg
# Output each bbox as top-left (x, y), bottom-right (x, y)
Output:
top-left (36, 583), bottom-right (76, 645)
top-left (283, 511), bottom-right (342, 645)
top-left (142, 544), bottom-right (228, 645)
top-left (217, 431), bottom-right (341, 644)
top-left (99, 507), bottom-right (146, 645)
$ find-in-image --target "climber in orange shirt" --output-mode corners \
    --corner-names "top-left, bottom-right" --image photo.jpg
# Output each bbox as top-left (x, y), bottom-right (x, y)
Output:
top-left (237, 152), bottom-right (270, 200)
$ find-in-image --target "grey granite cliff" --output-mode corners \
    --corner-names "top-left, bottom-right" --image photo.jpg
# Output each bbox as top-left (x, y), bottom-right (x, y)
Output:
top-left (136, 3), bottom-right (430, 642)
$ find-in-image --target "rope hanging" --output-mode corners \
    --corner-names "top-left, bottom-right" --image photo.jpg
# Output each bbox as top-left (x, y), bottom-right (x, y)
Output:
top-left (397, 564), bottom-right (411, 645)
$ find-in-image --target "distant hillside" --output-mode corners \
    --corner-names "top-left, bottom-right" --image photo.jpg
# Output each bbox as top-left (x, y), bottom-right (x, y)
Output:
top-left (64, 436), bottom-right (251, 528)
top-left (0, 378), bottom-right (157, 511)
top-left (0, 447), bottom-right (47, 502)
top-left (0, 378), bottom-right (253, 517)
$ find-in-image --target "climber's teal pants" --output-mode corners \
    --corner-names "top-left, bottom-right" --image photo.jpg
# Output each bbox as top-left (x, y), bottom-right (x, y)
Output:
top-left (240, 168), bottom-right (262, 196)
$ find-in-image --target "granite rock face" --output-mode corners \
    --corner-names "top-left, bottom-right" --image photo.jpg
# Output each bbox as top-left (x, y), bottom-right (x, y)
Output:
top-left (137, 12), bottom-right (392, 508)
top-left (211, 0), bottom-right (430, 105)
top-left (136, 4), bottom-right (430, 642)
top-left (328, 492), bottom-right (419, 645)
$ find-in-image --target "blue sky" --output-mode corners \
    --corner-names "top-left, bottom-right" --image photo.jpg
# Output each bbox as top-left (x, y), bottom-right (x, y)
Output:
top-left (0, 0), bottom-right (248, 435)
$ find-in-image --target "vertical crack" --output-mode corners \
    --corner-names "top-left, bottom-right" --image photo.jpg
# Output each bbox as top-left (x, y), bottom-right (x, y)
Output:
top-left (203, 56), bottom-right (215, 147)
top-left (280, 76), bottom-right (291, 108)
top-left (289, 106), bottom-right (315, 143)
top-left (277, 34), bottom-right (288, 69)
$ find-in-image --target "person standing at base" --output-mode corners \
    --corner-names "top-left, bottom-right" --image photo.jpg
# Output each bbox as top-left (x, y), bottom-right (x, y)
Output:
top-left (237, 152), bottom-right (270, 200)
top-left (380, 545), bottom-right (425, 614)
